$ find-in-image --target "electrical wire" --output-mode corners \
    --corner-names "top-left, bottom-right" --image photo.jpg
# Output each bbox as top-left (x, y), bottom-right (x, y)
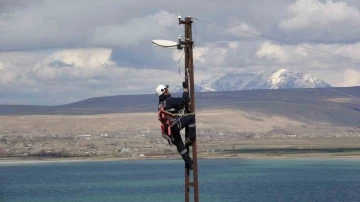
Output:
top-left (178, 51), bottom-right (185, 76)
top-left (325, 88), bottom-right (360, 100)
top-left (190, 17), bottom-right (360, 100)
top-left (193, 21), bottom-right (198, 49)
top-left (192, 17), bottom-right (360, 63)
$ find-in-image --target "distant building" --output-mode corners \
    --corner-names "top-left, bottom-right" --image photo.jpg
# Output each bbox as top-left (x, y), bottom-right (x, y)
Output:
top-left (77, 134), bottom-right (91, 137)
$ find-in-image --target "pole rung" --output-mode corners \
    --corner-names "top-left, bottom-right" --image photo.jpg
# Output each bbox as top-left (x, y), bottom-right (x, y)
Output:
top-left (186, 182), bottom-right (195, 187)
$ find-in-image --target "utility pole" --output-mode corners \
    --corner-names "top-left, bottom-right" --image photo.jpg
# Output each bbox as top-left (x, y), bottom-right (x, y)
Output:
top-left (178, 14), bottom-right (199, 202)
top-left (151, 14), bottom-right (199, 202)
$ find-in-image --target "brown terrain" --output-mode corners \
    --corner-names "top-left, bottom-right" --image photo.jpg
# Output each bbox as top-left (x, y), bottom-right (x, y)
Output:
top-left (1, 109), bottom-right (360, 161)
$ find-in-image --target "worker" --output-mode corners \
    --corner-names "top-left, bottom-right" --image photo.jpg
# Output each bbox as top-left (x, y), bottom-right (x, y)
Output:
top-left (156, 82), bottom-right (196, 170)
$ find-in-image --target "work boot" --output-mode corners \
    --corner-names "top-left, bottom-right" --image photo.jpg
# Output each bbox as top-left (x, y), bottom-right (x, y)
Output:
top-left (186, 159), bottom-right (193, 170)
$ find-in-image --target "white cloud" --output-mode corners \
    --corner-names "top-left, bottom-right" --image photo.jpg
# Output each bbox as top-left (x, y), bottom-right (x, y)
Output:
top-left (46, 48), bottom-right (113, 68)
top-left (255, 41), bottom-right (360, 67)
top-left (173, 39), bottom-right (360, 87)
top-left (294, 47), bottom-right (308, 56)
top-left (0, 51), bottom-right (45, 66)
top-left (0, 2), bottom-right (178, 51)
top-left (280, 0), bottom-right (360, 31)
top-left (256, 42), bottom-right (288, 62)
top-left (0, 53), bottom-right (39, 91)
top-left (0, 60), bottom-right (4, 70)
top-left (0, 42), bottom-right (357, 104)
top-left (0, 48), bottom-right (186, 104)
top-left (193, 46), bottom-right (212, 65)
top-left (31, 48), bottom-right (114, 80)
top-left (279, 0), bottom-right (360, 43)
top-left (333, 43), bottom-right (360, 60)
top-left (1, 0), bottom-right (360, 105)
top-left (251, 41), bottom-right (360, 86)
top-left (89, 10), bottom-right (178, 48)
top-left (174, 41), bottom-right (240, 69)
top-left (224, 18), bottom-right (261, 39)
top-left (340, 69), bottom-right (360, 86)
top-left (30, 48), bottom-right (183, 85)
top-left (0, 72), bottom-right (17, 85)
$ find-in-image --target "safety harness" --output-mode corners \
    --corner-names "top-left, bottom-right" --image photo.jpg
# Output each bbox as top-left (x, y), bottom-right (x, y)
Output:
top-left (157, 104), bottom-right (177, 145)
top-left (158, 104), bottom-right (196, 144)
top-left (158, 107), bottom-right (174, 134)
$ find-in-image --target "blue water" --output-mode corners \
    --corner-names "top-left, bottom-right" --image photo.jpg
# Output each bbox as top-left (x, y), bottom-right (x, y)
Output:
top-left (1, 158), bottom-right (360, 202)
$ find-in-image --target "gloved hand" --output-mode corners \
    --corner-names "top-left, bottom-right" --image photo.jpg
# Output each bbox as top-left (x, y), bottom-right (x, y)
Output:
top-left (182, 81), bottom-right (188, 88)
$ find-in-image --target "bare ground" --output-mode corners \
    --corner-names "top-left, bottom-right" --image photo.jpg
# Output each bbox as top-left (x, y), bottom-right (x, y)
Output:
top-left (0, 109), bottom-right (359, 160)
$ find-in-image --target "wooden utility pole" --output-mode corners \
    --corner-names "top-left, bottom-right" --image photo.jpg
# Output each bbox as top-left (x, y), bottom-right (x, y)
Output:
top-left (178, 15), bottom-right (199, 202)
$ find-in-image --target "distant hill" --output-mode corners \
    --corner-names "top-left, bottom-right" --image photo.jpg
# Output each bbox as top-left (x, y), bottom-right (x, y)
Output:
top-left (0, 87), bottom-right (359, 127)
top-left (173, 69), bottom-right (331, 92)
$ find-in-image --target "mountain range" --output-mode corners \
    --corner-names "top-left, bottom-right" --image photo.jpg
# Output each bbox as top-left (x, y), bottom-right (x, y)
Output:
top-left (173, 69), bottom-right (331, 92)
top-left (0, 86), bottom-right (359, 127)
top-left (0, 67), bottom-right (359, 127)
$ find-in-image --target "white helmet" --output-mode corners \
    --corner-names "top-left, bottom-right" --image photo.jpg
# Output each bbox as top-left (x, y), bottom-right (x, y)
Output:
top-left (155, 84), bottom-right (168, 96)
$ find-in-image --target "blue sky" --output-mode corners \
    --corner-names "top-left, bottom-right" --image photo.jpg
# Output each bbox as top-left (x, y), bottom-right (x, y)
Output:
top-left (0, 0), bottom-right (360, 105)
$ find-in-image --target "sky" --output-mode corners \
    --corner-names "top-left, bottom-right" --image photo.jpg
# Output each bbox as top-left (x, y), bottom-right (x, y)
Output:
top-left (0, 0), bottom-right (360, 105)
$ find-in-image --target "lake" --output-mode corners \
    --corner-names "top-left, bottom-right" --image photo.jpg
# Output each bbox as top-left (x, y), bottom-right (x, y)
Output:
top-left (1, 158), bottom-right (360, 202)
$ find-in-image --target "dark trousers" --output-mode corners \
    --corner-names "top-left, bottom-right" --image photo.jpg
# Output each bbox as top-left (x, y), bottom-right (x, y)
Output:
top-left (170, 114), bottom-right (196, 166)
top-left (182, 114), bottom-right (196, 141)
top-left (171, 129), bottom-right (191, 164)
top-left (172, 114), bottom-right (196, 141)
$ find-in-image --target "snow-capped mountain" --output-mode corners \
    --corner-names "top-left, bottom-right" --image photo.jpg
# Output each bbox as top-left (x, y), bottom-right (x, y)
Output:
top-left (172, 69), bottom-right (331, 92)
top-left (171, 83), bottom-right (216, 93)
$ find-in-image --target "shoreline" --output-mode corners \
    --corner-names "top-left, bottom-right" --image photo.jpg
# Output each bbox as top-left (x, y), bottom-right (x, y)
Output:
top-left (1, 154), bottom-right (360, 165)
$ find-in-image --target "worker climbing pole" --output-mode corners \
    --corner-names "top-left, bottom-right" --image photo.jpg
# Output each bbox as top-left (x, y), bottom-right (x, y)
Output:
top-left (178, 14), bottom-right (199, 202)
top-left (152, 13), bottom-right (199, 202)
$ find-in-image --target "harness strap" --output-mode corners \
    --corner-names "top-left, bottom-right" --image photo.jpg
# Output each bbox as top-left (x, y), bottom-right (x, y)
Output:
top-left (159, 106), bottom-right (176, 118)
top-left (173, 112), bottom-right (195, 117)
top-left (158, 106), bottom-right (173, 136)
top-left (158, 105), bottom-right (195, 137)
top-left (168, 126), bottom-right (172, 135)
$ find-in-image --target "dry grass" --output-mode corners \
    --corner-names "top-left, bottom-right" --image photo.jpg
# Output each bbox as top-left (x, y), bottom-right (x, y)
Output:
top-left (0, 109), bottom-right (318, 134)
top-left (0, 109), bottom-right (359, 159)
